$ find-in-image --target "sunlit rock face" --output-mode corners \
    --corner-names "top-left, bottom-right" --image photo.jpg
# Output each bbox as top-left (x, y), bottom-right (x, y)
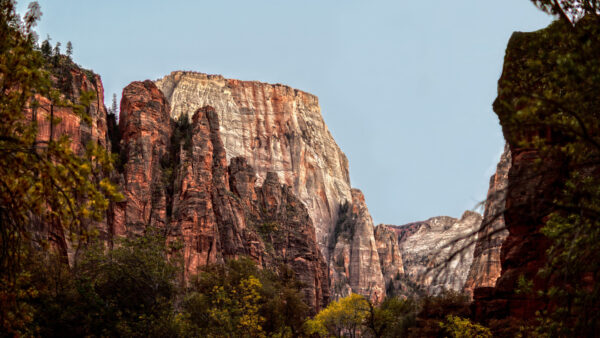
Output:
top-left (464, 145), bottom-right (511, 297)
top-left (380, 211), bottom-right (483, 296)
top-left (155, 71), bottom-right (384, 300)
top-left (115, 80), bottom-right (172, 236)
top-left (25, 66), bottom-right (110, 263)
top-left (329, 189), bottom-right (386, 302)
top-left (374, 225), bottom-right (404, 292)
top-left (114, 82), bottom-right (329, 311)
top-left (155, 71), bottom-right (351, 252)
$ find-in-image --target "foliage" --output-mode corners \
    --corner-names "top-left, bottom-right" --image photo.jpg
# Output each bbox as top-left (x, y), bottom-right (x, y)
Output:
top-left (7, 228), bottom-right (182, 337)
top-left (305, 293), bottom-right (370, 338)
top-left (0, 1), bottom-right (121, 334)
top-left (364, 296), bottom-right (417, 338)
top-left (494, 10), bottom-right (600, 335)
top-left (439, 315), bottom-right (492, 338)
top-left (182, 258), bottom-right (310, 337)
top-left (409, 291), bottom-right (471, 337)
top-left (530, 0), bottom-right (600, 24)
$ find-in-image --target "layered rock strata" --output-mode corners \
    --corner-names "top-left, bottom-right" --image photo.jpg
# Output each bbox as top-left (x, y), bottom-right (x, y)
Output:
top-left (155, 71), bottom-right (384, 300)
top-left (114, 80), bottom-right (172, 236)
top-left (374, 225), bottom-right (404, 294)
top-left (377, 211), bottom-right (483, 296)
top-left (26, 65), bottom-right (110, 262)
top-left (155, 72), bottom-right (350, 250)
top-left (464, 145), bottom-right (511, 296)
top-left (474, 24), bottom-right (570, 322)
top-left (328, 190), bottom-right (385, 302)
top-left (114, 82), bottom-right (329, 311)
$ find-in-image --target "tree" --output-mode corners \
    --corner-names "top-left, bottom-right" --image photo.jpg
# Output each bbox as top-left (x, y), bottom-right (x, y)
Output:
top-left (52, 40), bottom-right (60, 66)
top-left (493, 7), bottom-right (600, 336)
top-left (65, 40), bottom-right (72, 59)
top-left (111, 93), bottom-right (118, 116)
top-left (305, 293), bottom-right (370, 338)
top-left (530, 0), bottom-right (599, 24)
top-left (0, 1), bottom-right (121, 334)
top-left (40, 35), bottom-right (51, 58)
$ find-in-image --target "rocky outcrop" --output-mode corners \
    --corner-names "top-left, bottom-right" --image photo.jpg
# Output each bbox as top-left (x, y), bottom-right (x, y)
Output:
top-left (115, 80), bottom-right (172, 236)
top-left (374, 225), bottom-right (404, 294)
top-left (26, 64), bottom-right (110, 263)
top-left (32, 66), bottom-right (109, 154)
top-left (329, 190), bottom-right (385, 302)
top-left (112, 81), bottom-right (329, 311)
top-left (378, 212), bottom-right (482, 296)
top-left (155, 71), bottom-right (383, 300)
top-left (464, 145), bottom-right (511, 296)
top-left (155, 72), bottom-right (351, 251)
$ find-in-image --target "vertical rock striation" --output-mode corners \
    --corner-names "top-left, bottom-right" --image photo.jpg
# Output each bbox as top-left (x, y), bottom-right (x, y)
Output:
top-left (377, 212), bottom-right (482, 296)
top-left (464, 145), bottom-right (511, 297)
top-left (116, 80), bottom-right (172, 236)
top-left (113, 82), bottom-right (329, 311)
top-left (155, 72), bottom-right (351, 251)
top-left (374, 225), bottom-right (404, 294)
top-left (155, 71), bottom-right (384, 300)
top-left (329, 189), bottom-right (385, 301)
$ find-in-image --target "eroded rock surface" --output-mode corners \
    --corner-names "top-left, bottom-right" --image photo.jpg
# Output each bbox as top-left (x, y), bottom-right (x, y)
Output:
top-left (116, 80), bottom-right (172, 236)
top-left (155, 71), bottom-right (351, 251)
top-left (464, 145), bottom-right (511, 297)
top-left (112, 82), bottom-right (329, 311)
top-left (378, 211), bottom-right (482, 296)
top-left (155, 71), bottom-right (383, 300)
top-left (328, 189), bottom-right (385, 302)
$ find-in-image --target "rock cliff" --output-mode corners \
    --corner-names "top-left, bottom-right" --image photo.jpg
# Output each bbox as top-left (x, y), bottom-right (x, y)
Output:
top-left (113, 81), bottom-right (329, 311)
top-left (328, 189), bottom-right (385, 301)
top-left (464, 145), bottom-right (510, 296)
top-left (155, 71), bottom-right (384, 300)
top-left (376, 211), bottom-right (482, 296)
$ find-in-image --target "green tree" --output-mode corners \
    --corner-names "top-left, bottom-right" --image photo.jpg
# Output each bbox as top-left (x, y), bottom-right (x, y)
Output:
top-left (530, 0), bottom-right (599, 24)
top-left (495, 6), bottom-right (600, 335)
top-left (0, 1), bottom-right (121, 334)
top-left (439, 315), bottom-right (492, 338)
top-left (40, 35), bottom-right (51, 58)
top-left (305, 293), bottom-right (370, 338)
top-left (65, 40), bottom-right (72, 60)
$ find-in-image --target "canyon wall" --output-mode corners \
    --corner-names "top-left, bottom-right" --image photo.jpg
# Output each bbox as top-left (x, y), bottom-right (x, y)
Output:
top-left (378, 212), bottom-right (482, 296)
top-left (464, 145), bottom-right (510, 296)
top-left (155, 71), bottom-right (384, 300)
top-left (113, 81), bottom-right (329, 311)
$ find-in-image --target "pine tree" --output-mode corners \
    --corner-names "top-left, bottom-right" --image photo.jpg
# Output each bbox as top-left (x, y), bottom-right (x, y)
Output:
top-left (65, 41), bottom-right (72, 60)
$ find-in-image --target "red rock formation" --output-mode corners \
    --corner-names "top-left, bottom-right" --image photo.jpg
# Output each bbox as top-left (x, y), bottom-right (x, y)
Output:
top-left (329, 189), bottom-right (385, 302)
top-left (113, 83), bottom-right (329, 311)
top-left (155, 71), bottom-right (383, 300)
top-left (115, 80), bottom-right (172, 236)
top-left (32, 67), bottom-right (109, 154)
top-left (464, 145), bottom-right (510, 297)
top-left (474, 27), bottom-right (567, 323)
top-left (374, 225), bottom-right (404, 293)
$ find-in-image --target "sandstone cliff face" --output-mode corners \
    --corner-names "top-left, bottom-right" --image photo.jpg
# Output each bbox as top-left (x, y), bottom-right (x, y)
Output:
top-left (115, 80), bottom-right (172, 236)
top-left (27, 65), bottom-right (110, 262)
top-left (378, 212), bottom-right (482, 296)
top-left (155, 71), bottom-right (384, 300)
top-left (155, 72), bottom-right (351, 251)
top-left (374, 225), bottom-right (404, 293)
top-left (473, 28), bottom-right (564, 322)
top-left (113, 82), bottom-right (329, 311)
top-left (33, 66), bottom-right (109, 154)
top-left (464, 145), bottom-right (511, 297)
top-left (329, 189), bottom-right (385, 301)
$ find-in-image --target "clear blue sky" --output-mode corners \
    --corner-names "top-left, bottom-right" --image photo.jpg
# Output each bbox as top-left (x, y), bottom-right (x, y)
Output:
top-left (19, 1), bottom-right (553, 225)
